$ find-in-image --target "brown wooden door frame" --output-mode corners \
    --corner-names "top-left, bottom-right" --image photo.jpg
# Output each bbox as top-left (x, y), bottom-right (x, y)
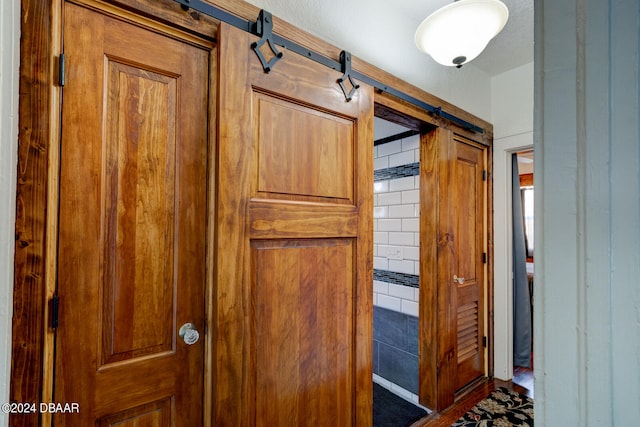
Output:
top-left (373, 98), bottom-right (494, 413)
top-left (11, 0), bottom-right (493, 424)
top-left (10, 1), bottom-right (217, 426)
top-left (420, 127), bottom-right (493, 411)
top-left (12, 1), bottom-right (65, 424)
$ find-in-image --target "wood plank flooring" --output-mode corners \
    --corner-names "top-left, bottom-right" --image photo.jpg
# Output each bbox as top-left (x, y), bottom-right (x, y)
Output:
top-left (410, 369), bottom-right (534, 427)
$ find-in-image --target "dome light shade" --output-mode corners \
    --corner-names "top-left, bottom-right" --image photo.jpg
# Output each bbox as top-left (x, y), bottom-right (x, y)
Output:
top-left (415, 0), bottom-right (509, 67)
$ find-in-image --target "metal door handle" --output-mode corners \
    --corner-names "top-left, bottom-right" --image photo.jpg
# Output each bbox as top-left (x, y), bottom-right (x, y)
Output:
top-left (179, 323), bottom-right (200, 345)
top-left (453, 275), bottom-right (465, 284)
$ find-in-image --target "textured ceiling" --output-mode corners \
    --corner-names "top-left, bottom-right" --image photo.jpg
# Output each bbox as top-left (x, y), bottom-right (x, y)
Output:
top-left (396, 0), bottom-right (534, 76)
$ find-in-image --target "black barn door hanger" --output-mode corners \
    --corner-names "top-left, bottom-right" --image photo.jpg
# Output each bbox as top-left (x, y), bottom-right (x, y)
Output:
top-left (175, 0), bottom-right (483, 133)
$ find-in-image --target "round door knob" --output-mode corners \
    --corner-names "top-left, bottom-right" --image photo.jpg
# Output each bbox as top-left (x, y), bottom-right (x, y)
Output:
top-left (179, 323), bottom-right (200, 345)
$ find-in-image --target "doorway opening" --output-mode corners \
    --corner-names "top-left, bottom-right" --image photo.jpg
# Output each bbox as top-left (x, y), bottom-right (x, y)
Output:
top-left (371, 115), bottom-right (430, 421)
top-left (371, 102), bottom-right (492, 418)
top-left (372, 116), bottom-right (425, 403)
top-left (512, 150), bottom-right (534, 395)
top-left (493, 138), bottom-right (534, 397)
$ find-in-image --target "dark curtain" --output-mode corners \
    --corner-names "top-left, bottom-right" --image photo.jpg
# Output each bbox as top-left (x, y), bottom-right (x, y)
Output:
top-left (512, 154), bottom-right (532, 368)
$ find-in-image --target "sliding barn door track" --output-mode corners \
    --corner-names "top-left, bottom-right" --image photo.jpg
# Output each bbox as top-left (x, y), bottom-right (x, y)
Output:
top-left (174, 0), bottom-right (483, 133)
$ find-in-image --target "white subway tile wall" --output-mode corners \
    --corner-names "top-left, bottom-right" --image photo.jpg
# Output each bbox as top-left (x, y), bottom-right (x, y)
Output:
top-left (373, 133), bottom-right (420, 315)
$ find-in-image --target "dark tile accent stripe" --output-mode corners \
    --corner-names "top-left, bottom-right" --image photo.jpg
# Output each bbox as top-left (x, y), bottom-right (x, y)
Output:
top-left (374, 269), bottom-right (419, 288)
top-left (374, 162), bottom-right (420, 182)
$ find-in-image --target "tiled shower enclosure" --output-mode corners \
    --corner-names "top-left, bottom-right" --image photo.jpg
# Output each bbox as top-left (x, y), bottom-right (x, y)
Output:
top-left (372, 120), bottom-right (423, 405)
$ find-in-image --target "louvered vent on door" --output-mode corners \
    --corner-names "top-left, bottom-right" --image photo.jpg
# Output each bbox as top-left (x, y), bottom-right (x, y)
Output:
top-left (457, 301), bottom-right (479, 363)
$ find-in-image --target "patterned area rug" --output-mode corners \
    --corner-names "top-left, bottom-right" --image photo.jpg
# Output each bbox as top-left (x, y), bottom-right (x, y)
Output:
top-left (451, 387), bottom-right (534, 426)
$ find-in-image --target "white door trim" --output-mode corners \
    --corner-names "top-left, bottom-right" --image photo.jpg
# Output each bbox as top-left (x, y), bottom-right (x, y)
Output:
top-left (493, 132), bottom-right (533, 380)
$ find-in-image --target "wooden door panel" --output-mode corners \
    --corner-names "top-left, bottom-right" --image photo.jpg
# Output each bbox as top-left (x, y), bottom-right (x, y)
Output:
top-left (253, 239), bottom-right (354, 426)
top-left (255, 93), bottom-right (354, 202)
top-left (216, 23), bottom-right (373, 426)
top-left (249, 200), bottom-right (358, 238)
top-left (453, 139), bottom-right (485, 390)
top-left (454, 154), bottom-right (478, 282)
top-left (102, 60), bottom-right (177, 365)
top-left (55, 4), bottom-right (208, 425)
top-left (97, 398), bottom-right (172, 427)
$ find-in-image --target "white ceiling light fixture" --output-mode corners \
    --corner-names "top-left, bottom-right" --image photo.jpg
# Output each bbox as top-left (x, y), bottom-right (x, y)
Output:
top-left (415, 0), bottom-right (509, 68)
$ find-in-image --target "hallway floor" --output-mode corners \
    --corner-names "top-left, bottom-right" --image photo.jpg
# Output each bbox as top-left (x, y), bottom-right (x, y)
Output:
top-left (410, 372), bottom-right (534, 427)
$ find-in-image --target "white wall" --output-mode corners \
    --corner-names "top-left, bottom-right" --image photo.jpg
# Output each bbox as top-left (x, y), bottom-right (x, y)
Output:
top-left (536, 0), bottom-right (640, 424)
top-left (0, 0), bottom-right (20, 425)
top-left (244, 0), bottom-right (493, 122)
top-left (491, 62), bottom-right (534, 380)
top-left (492, 63), bottom-right (534, 139)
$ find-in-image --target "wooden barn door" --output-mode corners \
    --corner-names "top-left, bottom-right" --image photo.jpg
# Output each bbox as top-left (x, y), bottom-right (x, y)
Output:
top-left (54, 4), bottom-right (209, 425)
top-left (214, 23), bottom-right (374, 426)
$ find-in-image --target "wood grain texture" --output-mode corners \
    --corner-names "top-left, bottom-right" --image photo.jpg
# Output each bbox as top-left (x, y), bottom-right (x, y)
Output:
top-left (104, 0), bottom-right (217, 39)
top-left (10, 1), bottom-right (61, 425)
top-left (215, 22), bottom-right (373, 426)
top-left (255, 93), bottom-right (354, 202)
top-left (205, 0), bottom-right (492, 137)
top-left (101, 61), bottom-right (177, 364)
top-left (213, 23), bottom-right (254, 425)
top-left (249, 200), bottom-right (358, 239)
top-left (420, 128), bottom-right (489, 412)
top-left (12, 1), bottom-right (214, 425)
top-left (13, 1), bottom-right (494, 425)
top-left (436, 128), bottom-right (458, 411)
top-left (203, 46), bottom-right (218, 427)
top-left (451, 138), bottom-right (486, 391)
top-left (71, 0), bottom-right (216, 47)
top-left (97, 398), bottom-right (172, 427)
top-left (419, 129), bottom-right (440, 410)
top-left (252, 239), bottom-right (355, 427)
top-left (431, 133), bottom-right (487, 410)
top-left (54, 4), bottom-right (208, 425)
